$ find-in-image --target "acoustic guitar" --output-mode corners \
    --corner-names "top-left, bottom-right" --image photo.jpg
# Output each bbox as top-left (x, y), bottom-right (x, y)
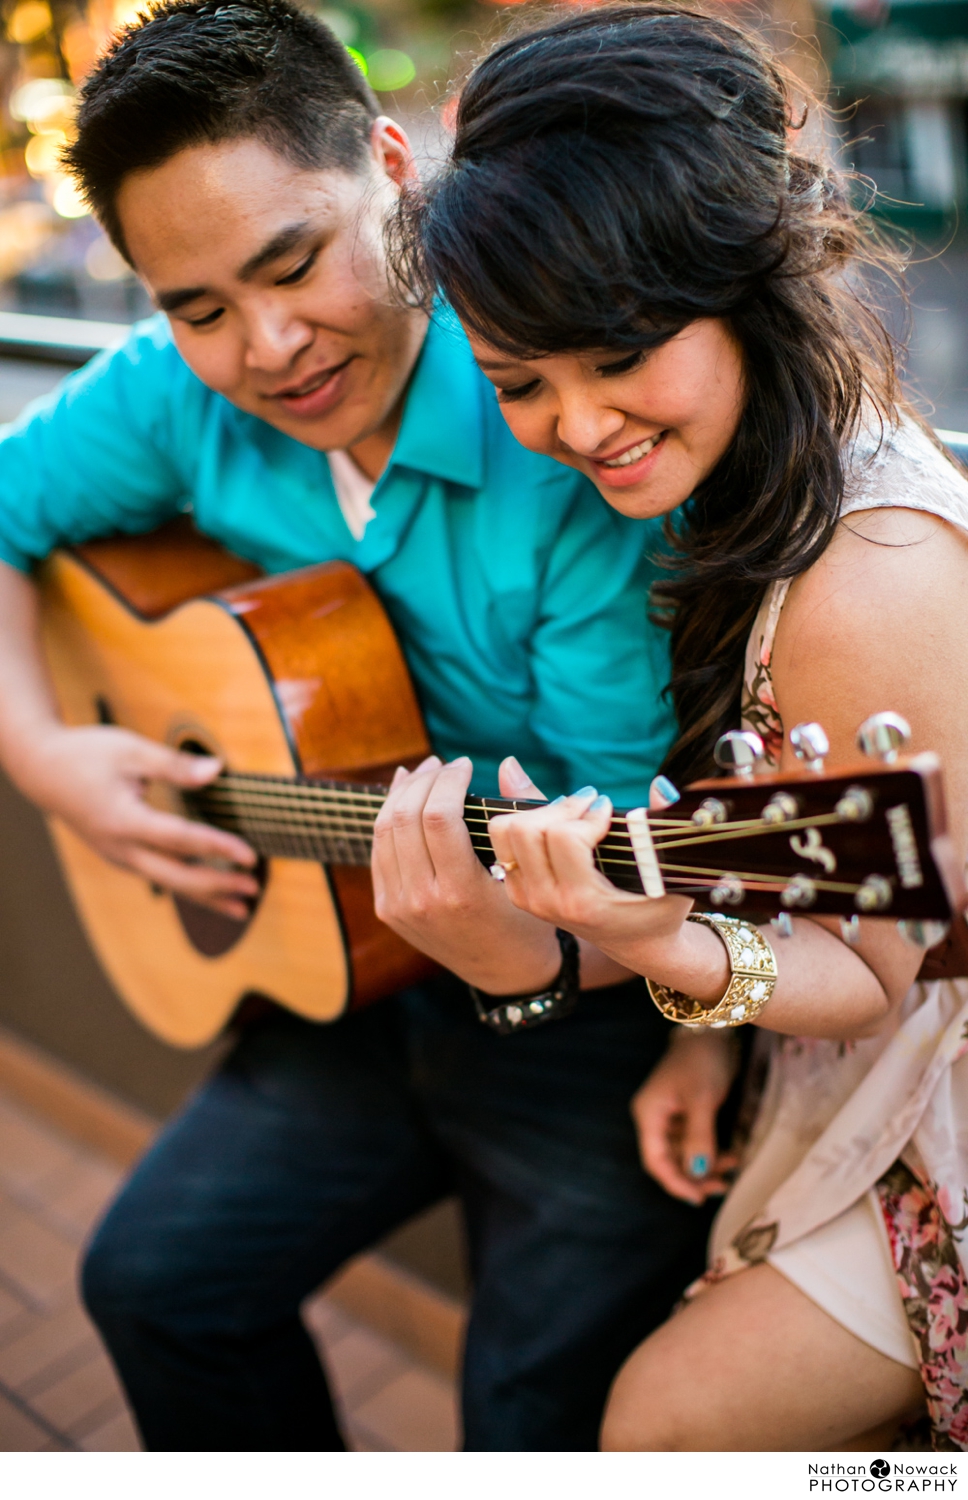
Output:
top-left (37, 519), bottom-right (966, 1048)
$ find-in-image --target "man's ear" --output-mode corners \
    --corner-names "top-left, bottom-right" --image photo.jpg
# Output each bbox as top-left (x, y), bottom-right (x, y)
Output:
top-left (370, 116), bottom-right (418, 189)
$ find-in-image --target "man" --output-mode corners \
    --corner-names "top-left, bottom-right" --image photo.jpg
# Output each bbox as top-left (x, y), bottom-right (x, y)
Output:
top-left (0, 0), bottom-right (712, 1450)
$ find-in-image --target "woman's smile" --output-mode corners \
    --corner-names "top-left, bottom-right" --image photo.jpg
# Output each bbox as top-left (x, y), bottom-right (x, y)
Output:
top-left (589, 430), bottom-right (669, 488)
top-left (469, 319), bottom-right (747, 520)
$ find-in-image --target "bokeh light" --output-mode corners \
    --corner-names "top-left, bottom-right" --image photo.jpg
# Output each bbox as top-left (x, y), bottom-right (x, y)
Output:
top-left (366, 49), bottom-right (416, 92)
top-left (9, 77), bottom-right (74, 126)
top-left (85, 236), bottom-right (130, 282)
top-left (7, 1), bottom-right (53, 44)
top-left (50, 178), bottom-right (88, 218)
top-left (24, 132), bottom-right (65, 178)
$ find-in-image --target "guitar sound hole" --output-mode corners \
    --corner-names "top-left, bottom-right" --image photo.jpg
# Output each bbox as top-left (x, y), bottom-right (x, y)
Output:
top-left (173, 858), bottom-right (267, 958)
top-left (173, 737), bottom-right (267, 957)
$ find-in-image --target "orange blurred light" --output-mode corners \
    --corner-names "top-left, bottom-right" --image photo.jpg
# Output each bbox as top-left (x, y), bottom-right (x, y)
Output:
top-left (7, 0), bottom-right (52, 44)
top-left (24, 129), bottom-right (64, 176)
top-left (63, 18), bottom-right (99, 81)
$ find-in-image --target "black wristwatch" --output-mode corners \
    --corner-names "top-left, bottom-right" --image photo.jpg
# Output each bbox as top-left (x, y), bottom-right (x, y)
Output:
top-left (468, 929), bottom-right (580, 1035)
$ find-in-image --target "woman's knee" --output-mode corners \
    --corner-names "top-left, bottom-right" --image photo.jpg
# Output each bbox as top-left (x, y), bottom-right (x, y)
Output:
top-left (600, 1336), bottom-right (692, 1451)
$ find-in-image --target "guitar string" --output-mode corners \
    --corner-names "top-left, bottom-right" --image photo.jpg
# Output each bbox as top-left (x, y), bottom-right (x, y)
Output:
top-left (197, 808), bottom-right (784, 862)
top-left (197, 777), bottom-right (725, 827)
top-left (197, 782), bottom-right (834, 851)
top-left (202, 776), bottom-right (742, 828)
top-left (196, 777), bottom-right (848, 840)
top-left (193, 792), bottom-right (852, 859)
top-left (192, 778), bottom-right (884, 867)
top-left (194, 806), bottom-right (851, 862)
top-left (202, 772), bottom-right (889, 850)
top-left (192, 785), bottom-right (807, 839)
top-left (202, 813), bottom-right (870, 893)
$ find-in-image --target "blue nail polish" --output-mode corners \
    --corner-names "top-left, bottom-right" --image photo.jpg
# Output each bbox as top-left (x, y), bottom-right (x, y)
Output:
top-left (590, 794), bottom-right (611, 811)
top-left (655, 775), bottom-right (681, 805)
top-left (572, 785), bottom-right (597, 799)
top-left (689, 1154), bottom-right (709, 1179)
top-left (550, 795), bottom-right (566, 805)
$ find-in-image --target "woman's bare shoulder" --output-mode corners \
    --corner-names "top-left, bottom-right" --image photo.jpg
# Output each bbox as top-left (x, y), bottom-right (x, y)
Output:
top-left (781, 505), bottom-right (968, 652)
top-left (770, 506), bottom-right (968, 762)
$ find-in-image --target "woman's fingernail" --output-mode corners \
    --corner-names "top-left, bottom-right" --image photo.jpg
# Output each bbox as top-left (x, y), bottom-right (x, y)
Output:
top-left (550, 795), bottom-right (566, 805)
top-left (572, 785), bottom-right (597, 799)
top-left (655, 776), bottom-right (680, 805)
top-left (689, 1154), bottom-right (709, 1179)
top-left (590, 794), bottom-right (611, 812)
top-left (451, 756), bottom-right (471, 766)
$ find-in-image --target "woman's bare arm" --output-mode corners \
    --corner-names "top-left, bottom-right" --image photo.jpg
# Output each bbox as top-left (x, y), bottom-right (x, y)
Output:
top-left (486, 506), bottom-right (968, 1041)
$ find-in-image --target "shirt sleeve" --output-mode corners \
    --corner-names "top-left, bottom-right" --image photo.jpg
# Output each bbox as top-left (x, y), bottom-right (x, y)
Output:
top-left (0, 317), bottom-right (197, 571)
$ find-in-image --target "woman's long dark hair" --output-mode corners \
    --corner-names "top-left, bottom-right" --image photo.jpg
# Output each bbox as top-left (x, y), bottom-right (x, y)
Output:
top-left (394, 4), bottom-right (901, 785)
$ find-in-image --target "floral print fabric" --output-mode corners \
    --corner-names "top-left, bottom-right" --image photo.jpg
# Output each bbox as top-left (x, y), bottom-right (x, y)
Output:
top-left (877, 1162), bottom-right (968, 1449)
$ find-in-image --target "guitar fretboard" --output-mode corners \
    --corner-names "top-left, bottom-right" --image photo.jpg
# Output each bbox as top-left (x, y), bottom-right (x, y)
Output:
top-left (184, 771), bottom-right (646, 886)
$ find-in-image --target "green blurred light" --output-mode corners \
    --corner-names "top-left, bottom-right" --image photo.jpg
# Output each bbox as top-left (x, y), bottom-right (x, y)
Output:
top-left (366, 49), bottom-right (415, 92)
top-left (345, 45), bottom-right (367, 75)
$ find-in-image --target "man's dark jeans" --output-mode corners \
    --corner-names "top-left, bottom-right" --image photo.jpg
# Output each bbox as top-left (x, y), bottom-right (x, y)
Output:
top-left (81, 973), bottom-right (714, 1451)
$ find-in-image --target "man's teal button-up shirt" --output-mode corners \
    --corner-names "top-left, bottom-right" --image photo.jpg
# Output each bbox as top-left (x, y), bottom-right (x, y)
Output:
top-left (0, 311), bottom-right (675, 802)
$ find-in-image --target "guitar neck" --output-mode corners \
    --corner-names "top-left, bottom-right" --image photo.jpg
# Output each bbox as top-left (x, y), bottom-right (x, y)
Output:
top-left (186, 772), bottom-right (574, 873)
top-left (184, 761), bottom-right (958, 922)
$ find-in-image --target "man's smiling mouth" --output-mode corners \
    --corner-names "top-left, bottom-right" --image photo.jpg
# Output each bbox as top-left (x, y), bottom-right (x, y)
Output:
top-left (269, 357), bottom-right (352, 401)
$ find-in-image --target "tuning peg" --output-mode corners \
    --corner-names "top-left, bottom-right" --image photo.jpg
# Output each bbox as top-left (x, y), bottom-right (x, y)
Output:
top-left (790, 722), bottom-right (829, 773)
top-left (714, 731), bottom-right (764, 780)
top-left (897, 919), bottom-right (950, 950)
top-left (856, 712), bottom-right (911, 764)
top-left (709, 875), bottom-right (744, 907)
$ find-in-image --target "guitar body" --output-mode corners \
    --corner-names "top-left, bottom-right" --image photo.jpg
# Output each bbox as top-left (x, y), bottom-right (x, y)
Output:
top-left (39, 519), bottom-right (435, 1048)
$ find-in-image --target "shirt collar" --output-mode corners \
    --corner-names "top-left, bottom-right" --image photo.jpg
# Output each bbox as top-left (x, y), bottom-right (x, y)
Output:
top-left (386, 307), bottom-right (485, 491)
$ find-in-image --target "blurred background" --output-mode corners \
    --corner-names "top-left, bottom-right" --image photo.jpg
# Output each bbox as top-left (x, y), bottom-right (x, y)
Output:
top-left (0, 0), bottom-right (965, 1452)
top-left (0, 0), bottom-right (967, 419)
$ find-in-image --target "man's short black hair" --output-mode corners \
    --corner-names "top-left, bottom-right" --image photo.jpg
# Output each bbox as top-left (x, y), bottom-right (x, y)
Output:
top-left (65, 0), bottom-right (380, 258)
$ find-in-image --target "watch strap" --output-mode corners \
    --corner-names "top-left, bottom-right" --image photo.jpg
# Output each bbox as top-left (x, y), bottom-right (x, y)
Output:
top-left (469, 929), bottom-right (580, 1035)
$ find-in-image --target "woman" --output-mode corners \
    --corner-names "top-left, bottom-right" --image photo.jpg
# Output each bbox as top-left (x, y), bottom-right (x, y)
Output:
top-left (398, 3), bottom-right (968, 1450)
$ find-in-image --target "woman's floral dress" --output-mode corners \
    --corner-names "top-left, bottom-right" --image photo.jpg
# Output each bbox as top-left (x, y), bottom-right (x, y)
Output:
top-left (704, 418), bottom-right (968, 1449)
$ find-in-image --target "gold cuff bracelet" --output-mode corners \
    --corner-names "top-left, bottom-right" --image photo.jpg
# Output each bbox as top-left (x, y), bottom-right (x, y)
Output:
top-left (646, 913), bottom-right (778, 1028)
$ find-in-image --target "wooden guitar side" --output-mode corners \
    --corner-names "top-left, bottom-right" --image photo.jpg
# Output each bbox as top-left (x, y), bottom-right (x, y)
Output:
top-left (38, 521), bottom-right (435, 1048)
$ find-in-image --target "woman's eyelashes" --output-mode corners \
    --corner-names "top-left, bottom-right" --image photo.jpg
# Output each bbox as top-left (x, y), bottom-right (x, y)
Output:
top-left (596, 350), bottom-right (646, 378)
top-left (496, 377), bottom-right (541, 403)
top-left (495, 351), bottom-right (646, 400)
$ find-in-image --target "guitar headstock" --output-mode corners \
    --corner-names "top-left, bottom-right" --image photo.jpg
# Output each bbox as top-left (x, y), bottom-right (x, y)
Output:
top-left (605, 715), bottom-right (965, 930)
